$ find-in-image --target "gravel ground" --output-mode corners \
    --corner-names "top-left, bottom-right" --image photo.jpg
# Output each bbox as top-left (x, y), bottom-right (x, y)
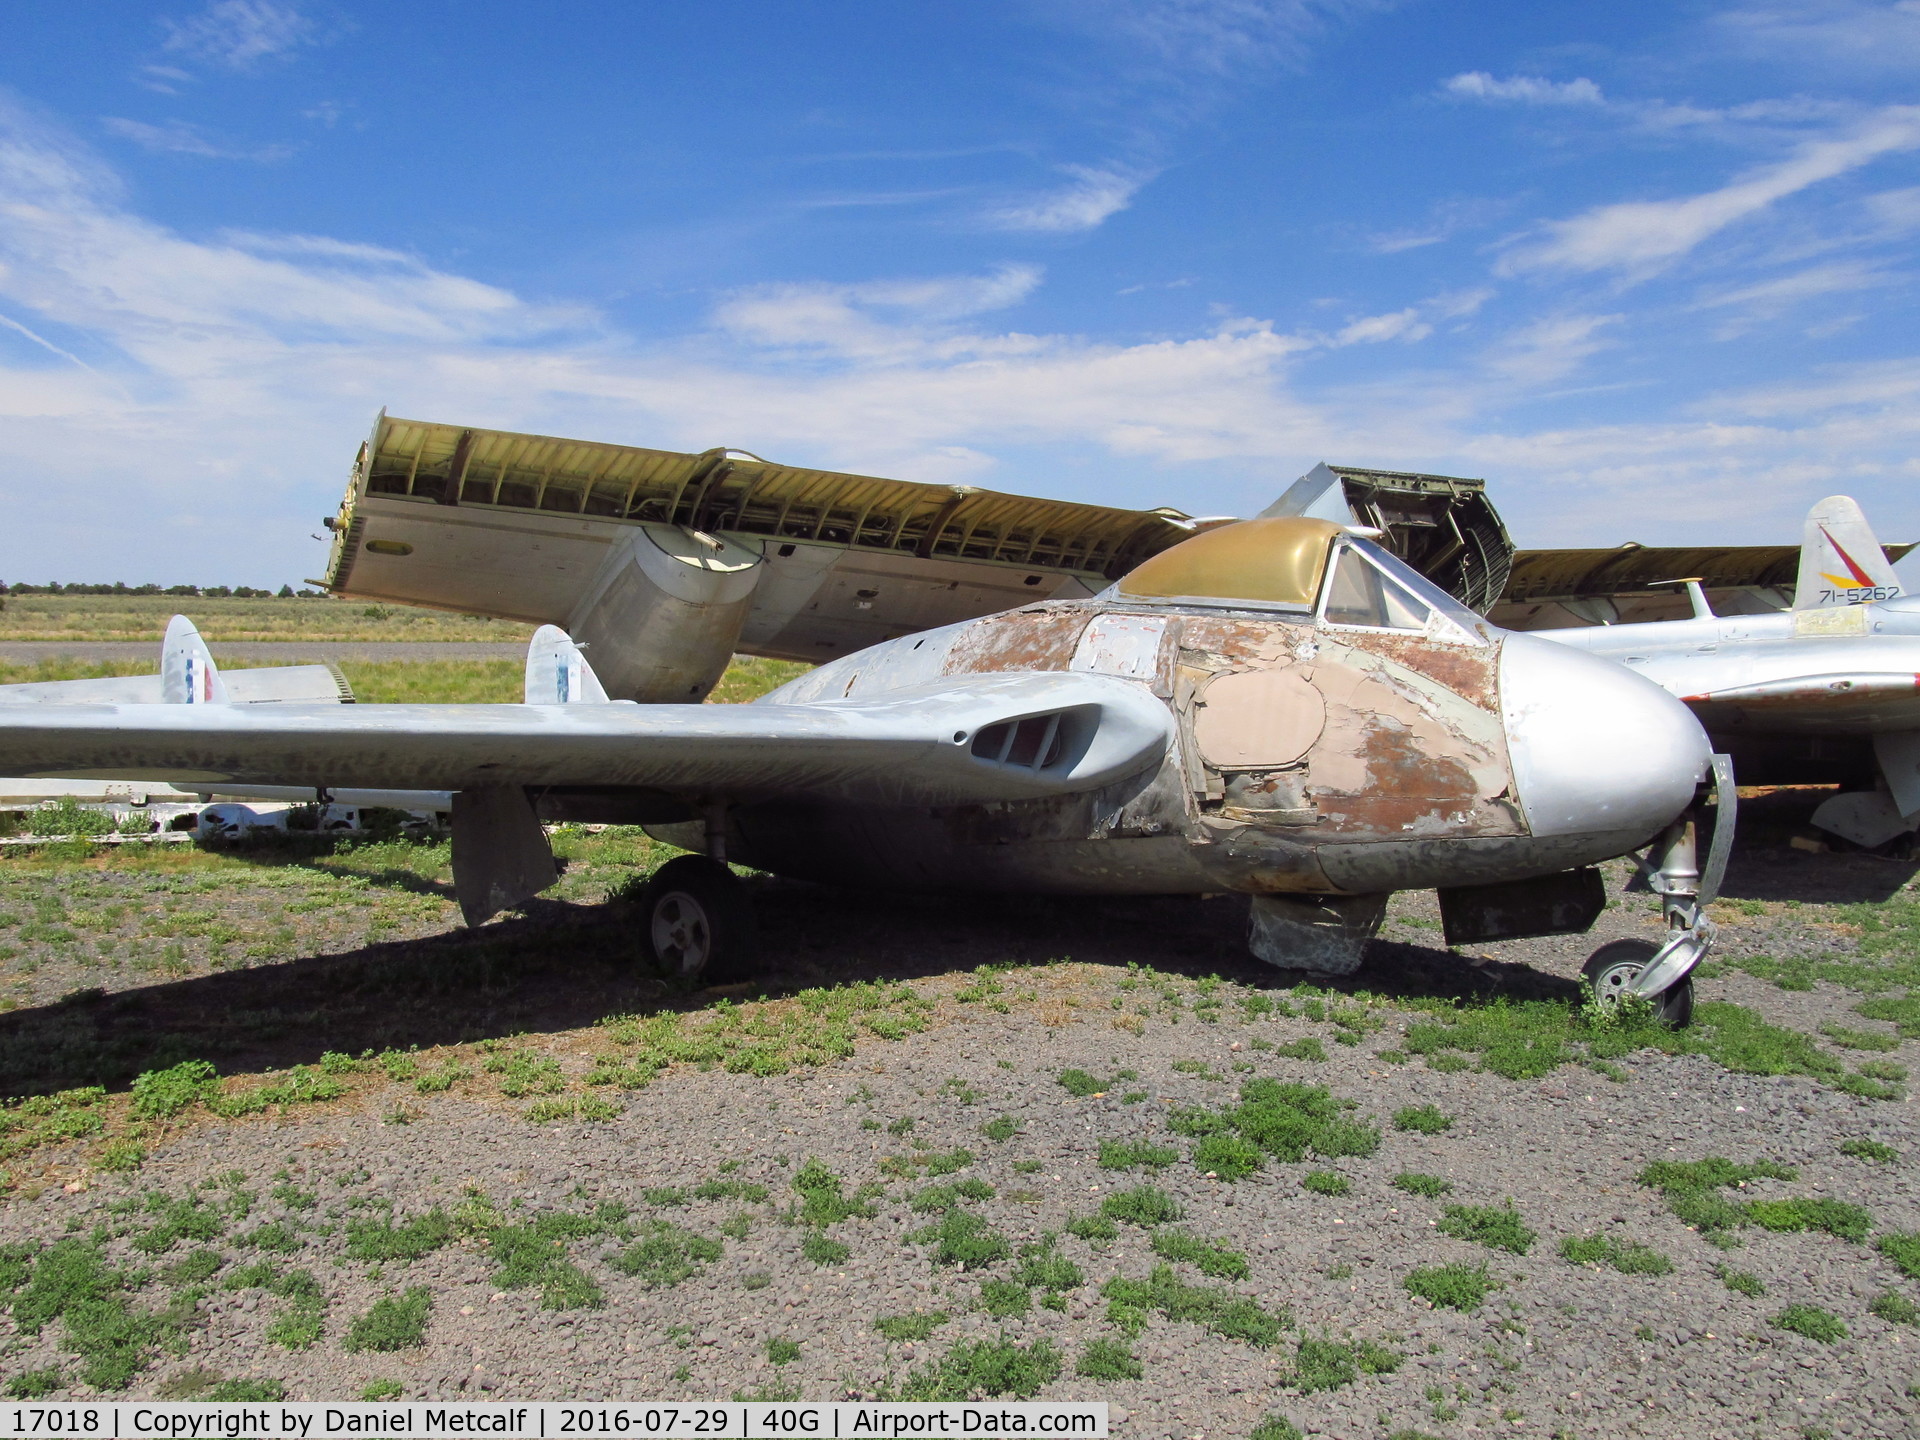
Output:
top-left (0, 808), bottom-right (1913, 1439)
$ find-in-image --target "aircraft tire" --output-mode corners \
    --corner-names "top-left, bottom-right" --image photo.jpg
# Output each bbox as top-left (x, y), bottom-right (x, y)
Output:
top-left (641, 855), bottom-right (756, 985)
top-left (1582, 938), bottom-right (1694, 1028)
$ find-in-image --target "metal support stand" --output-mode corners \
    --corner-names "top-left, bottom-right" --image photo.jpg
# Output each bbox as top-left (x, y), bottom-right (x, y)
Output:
top-left (701, 801), bottom-right (729, 865)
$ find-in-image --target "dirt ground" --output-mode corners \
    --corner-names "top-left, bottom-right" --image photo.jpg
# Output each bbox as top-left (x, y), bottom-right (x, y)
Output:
top-left (0, 800), bottom-right (1912, 1439)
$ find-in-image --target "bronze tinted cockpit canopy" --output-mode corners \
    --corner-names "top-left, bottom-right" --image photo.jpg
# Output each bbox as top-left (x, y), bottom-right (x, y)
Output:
top-left (1114, 516), bottom-right (1345, 609)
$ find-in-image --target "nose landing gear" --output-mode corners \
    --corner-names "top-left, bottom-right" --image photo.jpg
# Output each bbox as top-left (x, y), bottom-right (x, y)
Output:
top-left (1582, 753), bottom-right (1736, 1028)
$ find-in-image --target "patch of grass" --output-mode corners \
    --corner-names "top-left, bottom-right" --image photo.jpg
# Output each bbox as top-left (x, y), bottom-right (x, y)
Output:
top-left (911, 1210), bottom-right (1009, 1270)
top-left (1270, 1037), bottom-right (1327, 1062)
top-left (801, 1233), bottom-right (850, 1266)
top-left (484, 1050), bottom-right (566, 1098)
top-left (1288, 1334), bottom-right (1402, 1392)
top-left (593, 979), bottom-right (934, 1080)
top-left (162, 1249), bottom-right (224, 1285)
top-left (1558, 1234), bottom-right (1673, 1275)
top-left (1100, 1186), bottom-right (1184, 1227)
top-left (5, 1369), bottom-right (63, 1399)
top-left (1075, 1338), bottom-right (1142, 1381)
top-left (609, 1222), bottom-right (724, 1288)
top-left (1065, 1214), bottom-right (1119, 1244)
top-left (1249, 1418), bottom-right (1302, 1440)
top-left (874, 1312), bottom-right (949, 1342)
top-left (486, 1212), bottom-right (614, 1310)
top-left (1840, 1139), bottom-right (1898, 1164)
top-left (1391, 1172), bottom-right (1453, 1198)
top-left (1716, 1265), bottom-right (1765, 1298)
top-left (1392, 1105), bottom-right (1454, 1135)
top-left (1744, 1197), bottom-right (1872, 1243)
top-left (1403, 1261), bottom-right (1499, 1312)
top-left (344, 1209), bottom-right (453, 1262)
top-left (693, 1178), bottom-right (769, 1203)
top-left (1875, 1232), bottom-right (1920, 1280)
top-left (206, 1379), bottom-right (286, 1401)
top-left (1769, 1304), bottom-right (1847, 1343)
top-left (1192, 1133), bottom-right (1264, 1180)
top-left (910, 1179), bottom-right (995, 1213)
top-left (1014, 1241), bottom-right (1082, 1295)
top-left (1097, 1140), bottom-right (1178, 1170)
top-left (132, 1194), bottom-right (225, 1254)
top-left (361, 1380), bottom-right (404, 1400)
top-left (793, 1160), bottom-right (878, 1226)
top-left (1870, 1291), bottom-right (1920, 1325)
top-left (979, 1280), bottom-right (1030, 1317)
top-left (238, 1221), bottom-right (300, 1254)
top-left (1437, 1202), bottom-right (1535, 1255)
top-left (981, 1115), bottom-right (1019, 1143)
top-left (1100, 1266), bottom-right (1287, 1346)
top-left (1821, 1023), bottom-right (1899, 1052)
top-left (1057, 1069), bottom-right (1110, 1096)
top-left (1150, 1229), bottom-right (1249, 1280)
top-left (899, 1336), bottom-right (1062, 1401)
top-left (766, 1338), bottom-right (800, 1366)
top-left (1636, 1157), bottom-right (1799, 1239)
top-left (343, 1288), bottom-right (431, 1352)
top-left (1170, 1079), bottom-right (1378, 1168)
top-left (1300, 1171), bottom-right (1350, 1197)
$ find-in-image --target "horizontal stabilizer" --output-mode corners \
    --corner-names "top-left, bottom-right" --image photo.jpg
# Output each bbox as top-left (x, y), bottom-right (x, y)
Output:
top-left (1794, 496), bottom-right (1902, 610)
top-left (0, 672), bottom-right (1172, 808)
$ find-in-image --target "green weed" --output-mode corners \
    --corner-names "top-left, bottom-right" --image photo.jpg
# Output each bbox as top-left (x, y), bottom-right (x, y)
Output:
top-left (979, 1280), bottom-right (1029, 1317)
top-left (1288, 1333), bottom-right (1401, 1392)
top-left (1437, 1203), bottom-right (1535, 1255)
top-left (1558, 1234), bottom-right (1673, 1275)
top-left (801, 1234), bottom-right (850, 1266)
top-left (766, 1338), bottom-right (800, 1366)
top-left (898, 1336), bottom-right (1061, 1401)
top-left (1769, 1304), bottom-right (1847, 1343)
top-left (1840, 1139), bottom-right (1898, 1163)
top-left (1150, 1230), bottom-right (1249, 1280)
top-left (981, 1116), bottom-right (1019, 1143)
top-left (1716, 1265), bottom-right (1766, 1298)
top-left (1097, 1140), bottom-right (1178, 1170)
top-left (1876, 1232), bottom-right (1920, 1280)
top-left (1192, 1134), bottom-right (1264, 1180)
top-left (344, 1288), bottom-right (431, 1352)
top-left (1101, 1266), bottom-right (1286, 1346)
top-left (1301, 1171), bottom-right (1350, 1197)
top-left (1057, 1069), bottom-right (1110, 1097)
top-left (1100, 1186), bottom-right (1184, 1227)
top-left (1075, 1338), bottom-right (1142, 1381)
top-left (874, 1312), bottom-right (949, 1342)
top-left (1744, 1197), bottom-right (1871, 1242)
top-left (486, 1213), bottom-right (612, 1310)
top-left (793, 1160), bottom-right (878, 1226)
top-left (609, 1223), bottom-right (724, 1288)
top-left (911, 1210), bottom-right (1009, 1270)
top-left (1170, 1079), bottom-right (1378, 1166)
top-left (1270, 1038), bottom-right (1327, 1062)
top-left (1392, 1105), bottom-right (1453, 1135)
top-left (130, 1060), bottom-right (218, 1119)
top-left (1403, 1261), bottom-right (1499, 1311)
top-left (1870, 1291), bottom-right (1920, 1325)
top-left (1391, 1173), bottom-right (1452, 1199)
top-left (910, 1179), bottom-right (995, 1213)
top-left (344, 1209), bottom-right (453, 1262)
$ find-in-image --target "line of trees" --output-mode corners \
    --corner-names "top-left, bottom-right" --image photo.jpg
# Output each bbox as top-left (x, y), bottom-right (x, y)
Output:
top-left (0, 583), bottom-right (328, 598)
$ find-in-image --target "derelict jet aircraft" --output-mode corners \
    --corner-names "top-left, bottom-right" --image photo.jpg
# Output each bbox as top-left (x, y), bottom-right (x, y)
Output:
top-left (1525, 497), bottom-right (1920, 850)
top-left (0, 516), bottom-right (1730, 1024)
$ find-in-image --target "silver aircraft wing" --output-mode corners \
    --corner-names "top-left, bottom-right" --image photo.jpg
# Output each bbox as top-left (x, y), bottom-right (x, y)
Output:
top-left (0, 671), bottom-right (1172, 811)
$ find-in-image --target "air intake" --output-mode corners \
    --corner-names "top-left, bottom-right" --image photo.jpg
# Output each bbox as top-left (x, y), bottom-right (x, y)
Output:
top-left (971, 713), bottom-right (1067, 771)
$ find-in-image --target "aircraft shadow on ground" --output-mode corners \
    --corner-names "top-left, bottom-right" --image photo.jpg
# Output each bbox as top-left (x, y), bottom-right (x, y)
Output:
top-left (0, 881), bottom-right (1542, 1101)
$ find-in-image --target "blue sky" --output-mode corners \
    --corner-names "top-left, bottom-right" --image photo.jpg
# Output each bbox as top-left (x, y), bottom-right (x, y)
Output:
top-left (1, 1), bottom-right (1918, 586)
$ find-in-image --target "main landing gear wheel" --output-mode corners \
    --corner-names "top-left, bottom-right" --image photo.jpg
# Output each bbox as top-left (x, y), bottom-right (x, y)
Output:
top-left (1582, 938), bottom-right (1694, 1028)
top-left (642, 855), bottom-right (756, 985)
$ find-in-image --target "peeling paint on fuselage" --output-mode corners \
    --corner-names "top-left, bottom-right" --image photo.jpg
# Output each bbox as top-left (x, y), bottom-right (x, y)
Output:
top-left (688, 596), bottom-right (1535, 898)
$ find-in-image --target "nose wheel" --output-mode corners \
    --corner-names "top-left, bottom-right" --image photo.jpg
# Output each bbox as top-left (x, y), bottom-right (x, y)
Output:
top-left (1582, 938), bottom-right (1694, 1028)
top-left (641, 855), bottom-right (756, 984)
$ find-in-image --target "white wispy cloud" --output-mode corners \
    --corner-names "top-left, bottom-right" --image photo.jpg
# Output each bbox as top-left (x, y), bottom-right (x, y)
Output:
top-left (1442, 72), bottom-right (1606, 106)
top-left (3, 99), bottom-right (1920, 580)
top-left (1500, 106), bottom-right (1920, 277)
top-left (1715, 1), bottom-right (1920, 74)
top-left (1067, 0), bottom-right (1393, 74)
top-left (990, 165), bottom-right (1150, 233)
top-left (160, 0), bottom-right (318, 71)
top-left (1697, 259), bottom-right (1897, 313)
top-left (101, 117), bottom-right (289, 162)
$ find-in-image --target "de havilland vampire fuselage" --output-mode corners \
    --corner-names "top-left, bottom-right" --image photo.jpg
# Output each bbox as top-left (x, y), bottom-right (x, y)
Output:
top-left (0, 516), bottom-right (1723, 1007)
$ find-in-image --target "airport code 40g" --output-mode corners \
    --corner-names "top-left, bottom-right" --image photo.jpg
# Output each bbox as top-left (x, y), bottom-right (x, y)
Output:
top-left (0, 1404), bottom-right (1107, 1440)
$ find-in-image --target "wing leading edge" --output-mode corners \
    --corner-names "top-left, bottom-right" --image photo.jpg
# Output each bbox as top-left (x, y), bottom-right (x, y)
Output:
top-left (0, 672), bottom-right (1172, 811)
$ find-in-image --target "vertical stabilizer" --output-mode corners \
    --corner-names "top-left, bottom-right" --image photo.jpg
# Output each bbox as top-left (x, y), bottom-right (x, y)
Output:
top-left (524, 625), bottom-right (611, 705)
top-left (160, 616), bottom-right (229, 704)
top-left (1794, 496), bottom-right (1902, 609)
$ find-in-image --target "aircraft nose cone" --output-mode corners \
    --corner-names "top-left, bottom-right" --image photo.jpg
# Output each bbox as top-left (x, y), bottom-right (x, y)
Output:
top-left (1500, 631), bottom-right (1710, 841)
